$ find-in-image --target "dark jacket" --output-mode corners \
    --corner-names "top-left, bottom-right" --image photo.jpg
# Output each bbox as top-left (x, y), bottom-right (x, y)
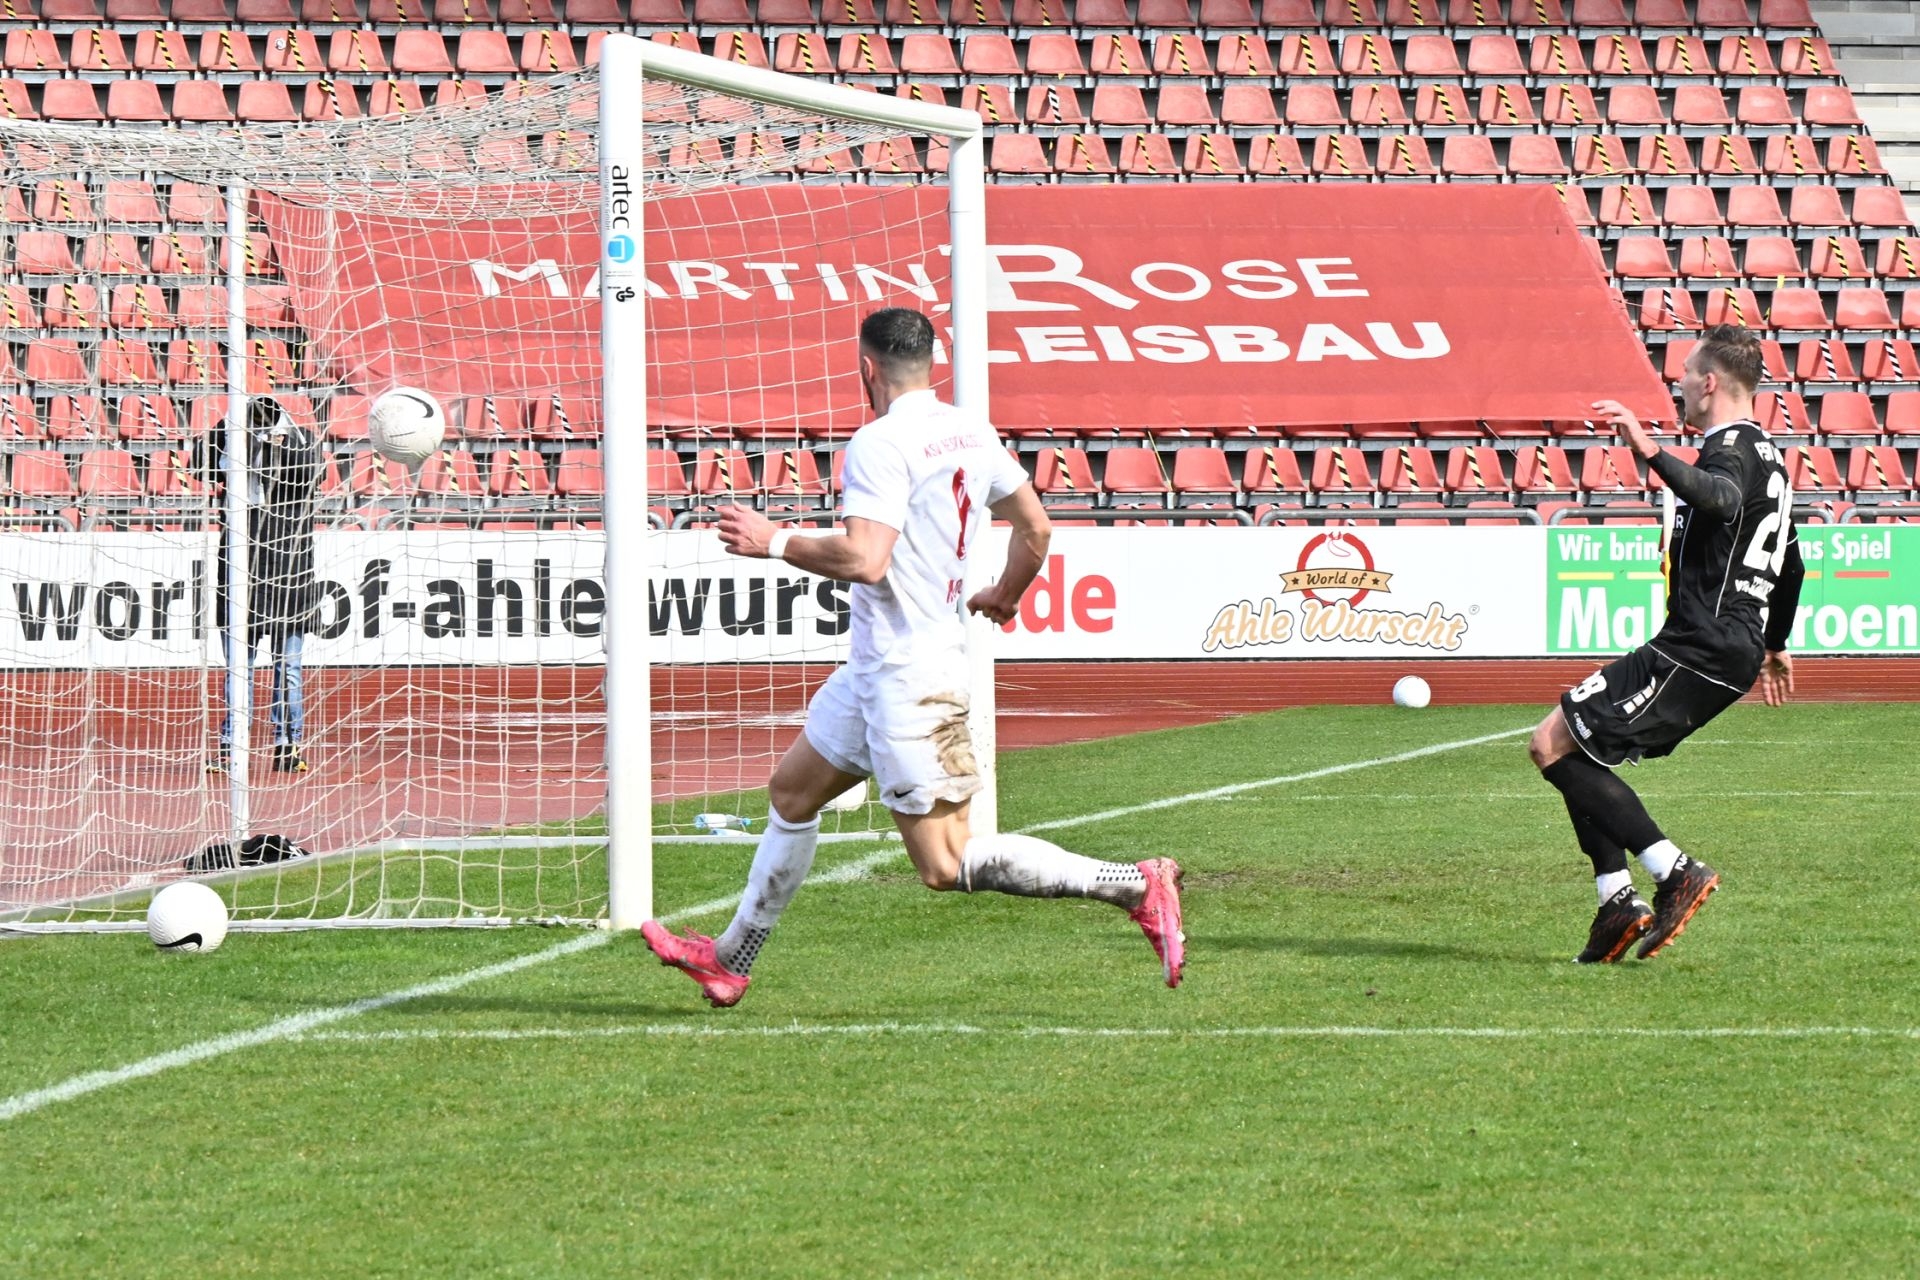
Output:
top-left (195, 398), bottom-right (322, 642)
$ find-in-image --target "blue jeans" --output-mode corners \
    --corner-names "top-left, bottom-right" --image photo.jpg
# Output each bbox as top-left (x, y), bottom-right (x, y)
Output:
top-left (221, 631), bottom-right (305, 747)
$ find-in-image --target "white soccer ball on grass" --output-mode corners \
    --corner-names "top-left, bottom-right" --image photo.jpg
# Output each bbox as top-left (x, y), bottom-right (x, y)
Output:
top-left (368, 387), bottom-right (447, 467)
top-left (1391, 675), bottom-right (1432, 709)
top-left (147, 881), bottom-right (230, 953)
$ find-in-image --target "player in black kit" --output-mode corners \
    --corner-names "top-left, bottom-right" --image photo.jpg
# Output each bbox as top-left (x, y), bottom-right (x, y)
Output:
top-left (1529, 325), bottom-right (1804, 964)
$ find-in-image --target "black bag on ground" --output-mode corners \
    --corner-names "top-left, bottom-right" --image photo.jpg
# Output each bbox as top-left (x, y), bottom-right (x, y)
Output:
top-left (184, 833), bottom-right (309, 873)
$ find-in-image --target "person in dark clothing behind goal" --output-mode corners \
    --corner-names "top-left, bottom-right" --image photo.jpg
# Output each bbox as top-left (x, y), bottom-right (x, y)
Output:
top-left (1530, 325), bottom-right (1804, 964)
top-left (196, 395), bottom-right (323, 777)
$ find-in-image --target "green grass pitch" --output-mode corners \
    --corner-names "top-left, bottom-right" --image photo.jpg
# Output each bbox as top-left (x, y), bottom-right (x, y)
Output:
top-left (4, 701), bottom-right (1919, 1278)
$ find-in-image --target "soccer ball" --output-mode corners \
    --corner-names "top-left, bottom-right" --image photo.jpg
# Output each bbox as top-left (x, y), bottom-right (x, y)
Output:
top-left (1392, 675), bottom-right (1432, 710)
top-left (147, 881), bottom-right (230, 953)
top-left (368, 387), bottom-right (447, 466)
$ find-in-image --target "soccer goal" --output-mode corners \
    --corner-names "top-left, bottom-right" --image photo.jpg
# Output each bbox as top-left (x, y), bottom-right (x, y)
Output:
top-left (0, 37), bottom-right (989, 932)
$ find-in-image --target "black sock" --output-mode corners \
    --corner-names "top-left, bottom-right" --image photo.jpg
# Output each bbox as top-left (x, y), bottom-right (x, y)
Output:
top-left (1541, 754), bottom-right (1666, 857)
top-left (1563, 797), bottom-right (1630, 877)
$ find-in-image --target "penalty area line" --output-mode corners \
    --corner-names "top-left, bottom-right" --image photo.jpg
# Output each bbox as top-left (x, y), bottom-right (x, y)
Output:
top-left (292, 1022), bottom-right (1920, 1044)
top-left (0, 726), bottom-right (1527, 1124)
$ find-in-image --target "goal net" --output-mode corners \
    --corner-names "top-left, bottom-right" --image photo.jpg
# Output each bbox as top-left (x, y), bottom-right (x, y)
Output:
top-left (0, 39), bottom-right (989, 931)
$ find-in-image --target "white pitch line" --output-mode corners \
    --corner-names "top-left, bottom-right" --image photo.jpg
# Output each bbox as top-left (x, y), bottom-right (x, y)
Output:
top-left (0, 727), bottom-right (1528, 1124)
top-left (291, 1022), bottom-right (1920, 1045)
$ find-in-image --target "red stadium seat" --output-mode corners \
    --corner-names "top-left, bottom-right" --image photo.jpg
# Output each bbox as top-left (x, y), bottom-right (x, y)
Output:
top-left (1507, 136), bottom-right (1568, 178)
top-left (1677, 235), bottom-right (1737, 280)
top-left (10, 452), bottom-right (76, 500)
top-left (1783, 444), bottom-right (1844, 492)
top-left (1350, 83), bottom-right (1409, 128)
top-left (1025, 82), bottom-right (1084, 126)
top-left (1804, 86), bottom-right (1864, 131)
top-left (1277, 33), bottom-right (1337, 77)
top-left (1248, 135), bottom-right (1305, 177)
top-left (960, 34), bottom-right (1022, 78)
top-left (1284, 84), bottom-right (1341, 129)
top-left (171, 81), bottom-right (234, 123)
top-left (1661, 186), bottom-right (1723, 230)
top-left (1884, 390), bottom-right (1920, 432)
top-left (1102, 447), bottom-right (1170, 506)
top-left (1310, 447), bottom-right (1374, 495)
top-left (263, 29), bottom-right (323, 74)
top-left (1654, 35), bottom-right (1713, 78)
top-left (46, 394), bottom-right (108, 440)
top-left (1444, 446), bottom-right (1510, 495)
top-left (1767, 288), bottom-right (1830, 332)
top-left (41, 80), bottom-right (102, 121)
top-left (1701, 135), bottom-right (1761, 180)
top-left (1120, 134), bottom-right (1180, 176)
top-left (1033, 445), bottom-right (1096, 503)
top-left (118, 395), bottom-right (182, 442)
top-left (1441, 136), bottom-right (1501, 179)
top-left (1216, 32), bottom-right (1274, 78)
top-left (1639, 288), bottom-right (1700, 331)
top-left (1779, 36), bottom-right (1839, 81)
top-left (556, 449), bottom-right (605, 499)
top-left (1864, 340), bottom-right (1920, 384)
top-left (1184, 134), bottom-right (1244, 178)
top-left (1742, 235), bottom-right (1805, 280)
top-left (4, 29), bottom-right (64, 71)
top-left (1220, 84), bottom-right (1279, 129)
top-left (0, 397), bottom-right (43, 443)
top-left (1672, 86), bottom-right (1734, 131)
top-left (1153, 32), bottom-right (1213, 78)
top-left (1513, 443), bottom-right (1577, 493)
top-left (1829, 135), bottom-right (1888, 180)
top-left (1809, 235), bottom-right (1869, 281)
top-left (199, 30), bottom-right (260, 73)
top-left (42, 282), bottom-right (102, 328)
top-left (1340, 32), bottom-right (1399, 78)
top-left (1401, 34), bottom-right (1462, 78)
top-left (1087, 33), bottom-right (1148, 79)
top-left (1608, 86), bottom-right (1668, 131)
top-left (1240, 446), bottom-right (1306, 495)
top-left (1476, 83), bottom-right (1534, 130)
top-left (528, 394), bottom-right (598, 440)
top-left (1833, 288), bottom-right (1896, 332)
top-left (1853, 186), bottom-right (1914, 231)
top-left (1530, 33), bottom-right (1589, 77)
top-left (1815, 392), bottom-right (1878, 438)
top-left (1415, 84), bottom-right (1472, 129)
top-left (1795, 339), bottom-right (1857, 385)
top-left (1614, 237), bottom-right (1676, 280)
top-left (133, 31), bottom-right (194, 74)
top-left (1754, 390), bottom-right (1811, 435)
top-left (488, 450), bottom-right (553, 499)
top-left (1580, 445), bottom-right (1642, 494)
top-left (1377, 445), bottom-right (1442, 493)
top-left (1170, 447), bottom-right (1236, 501)
top-left (1312, 135), bottom-right (1373, 178)
top-left (1848, 446), bottom-right (1910, 493)
top-left (1726, 185), bottom-right (1788, 230)
top-left (24, 338), bottom-right (87, 384)
top-left (1719, 35), bottom-right (1778, 79)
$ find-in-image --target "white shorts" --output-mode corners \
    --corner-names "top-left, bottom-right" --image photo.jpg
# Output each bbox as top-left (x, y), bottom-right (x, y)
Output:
top-left (803, 660), bottom-right (981, 816)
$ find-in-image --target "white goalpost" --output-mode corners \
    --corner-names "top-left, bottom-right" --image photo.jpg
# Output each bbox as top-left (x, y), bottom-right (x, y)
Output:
top-left (0, 39), bottom-right (990, 932)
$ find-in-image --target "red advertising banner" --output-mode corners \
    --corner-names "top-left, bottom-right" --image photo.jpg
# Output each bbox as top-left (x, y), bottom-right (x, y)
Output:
top-left (259, 183), bottom-right (1666, 432)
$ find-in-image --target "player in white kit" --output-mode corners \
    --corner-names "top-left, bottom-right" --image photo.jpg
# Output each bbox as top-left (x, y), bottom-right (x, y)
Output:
top-left (642, 308), bottom-right (1185, 1007)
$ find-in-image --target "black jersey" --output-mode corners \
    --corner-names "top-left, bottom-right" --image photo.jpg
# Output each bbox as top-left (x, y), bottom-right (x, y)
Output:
top-left (1649, 419), bottom-right (1798, 685)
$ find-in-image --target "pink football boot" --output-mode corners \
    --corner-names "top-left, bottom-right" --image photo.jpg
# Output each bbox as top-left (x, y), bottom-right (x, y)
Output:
top-left (640, 921), bottom-right (750, 1008)
top-left (1130, 858), bottom-right (1186, 988)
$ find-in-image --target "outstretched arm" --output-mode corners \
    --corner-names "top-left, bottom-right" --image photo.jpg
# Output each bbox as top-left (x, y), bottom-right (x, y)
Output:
top-left (1591, 399), bottom-right (1744, 520)
top-left (718, 504), bottom-right (899, 586)
top-left (966, 483), bottom-right (1050, 625)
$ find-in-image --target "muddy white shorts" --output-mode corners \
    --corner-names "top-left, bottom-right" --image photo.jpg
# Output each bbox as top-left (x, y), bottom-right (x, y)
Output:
top-left (802, 659), bottom-right (981, 816)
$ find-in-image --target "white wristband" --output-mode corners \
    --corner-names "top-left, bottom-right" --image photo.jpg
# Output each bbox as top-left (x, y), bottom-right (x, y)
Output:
top-left (767, 530), bottom-right (793, 562)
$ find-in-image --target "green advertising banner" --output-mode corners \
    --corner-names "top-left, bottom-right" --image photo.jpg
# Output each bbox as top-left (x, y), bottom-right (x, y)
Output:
top-left (1547, 526), bottom-right (1920, 655)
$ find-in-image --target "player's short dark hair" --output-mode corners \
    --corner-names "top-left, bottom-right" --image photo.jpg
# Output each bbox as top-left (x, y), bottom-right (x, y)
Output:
top-left (1695, 324), bottom-right (1762, 395)
top-left (859, 307), bottom-right (935, 376)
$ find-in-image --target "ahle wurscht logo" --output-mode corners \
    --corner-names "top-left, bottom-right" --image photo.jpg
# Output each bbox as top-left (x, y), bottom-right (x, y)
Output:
top-left (1202, 530), bottom-right (1471, 653)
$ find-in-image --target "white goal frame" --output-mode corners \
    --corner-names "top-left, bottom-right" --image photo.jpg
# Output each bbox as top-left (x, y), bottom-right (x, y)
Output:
top-left (598, 37), bottom-right (990, 930)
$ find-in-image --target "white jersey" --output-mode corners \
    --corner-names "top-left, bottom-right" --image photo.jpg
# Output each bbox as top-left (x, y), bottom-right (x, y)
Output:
top-left (837, 388), bottom-right (1029, 672)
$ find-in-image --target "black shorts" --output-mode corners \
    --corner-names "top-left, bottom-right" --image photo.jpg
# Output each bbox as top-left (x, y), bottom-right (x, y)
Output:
top-left (1559, 645), bottom-right (1747, 768)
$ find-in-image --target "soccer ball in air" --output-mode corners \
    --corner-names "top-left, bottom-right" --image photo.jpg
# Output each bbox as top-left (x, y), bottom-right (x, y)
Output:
top-left (1392, 676), bottom-right (1432, 710)
top-left (368, 387), bottom-right (447, 467)
top-left (147, 881), bottom-right (230, 953)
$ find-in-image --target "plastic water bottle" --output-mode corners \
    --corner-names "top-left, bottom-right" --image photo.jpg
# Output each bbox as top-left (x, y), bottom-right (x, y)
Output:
top-left (694, 813), bottom-right (756, 835)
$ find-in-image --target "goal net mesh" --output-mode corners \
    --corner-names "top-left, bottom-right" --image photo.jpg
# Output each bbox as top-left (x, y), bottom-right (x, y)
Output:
top-left (0, 62), bottom-right (956, 928)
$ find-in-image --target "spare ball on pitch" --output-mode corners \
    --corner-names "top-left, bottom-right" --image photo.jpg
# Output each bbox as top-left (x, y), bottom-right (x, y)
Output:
top-left (147, 881), bottom-right (230, 953)
top-left (368, 387), bottom-right (447, 467)
top-left (1392, 675), bottom-right (1432, 709)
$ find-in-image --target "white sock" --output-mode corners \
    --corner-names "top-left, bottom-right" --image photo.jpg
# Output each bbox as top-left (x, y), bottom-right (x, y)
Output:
top-left (957, 833), bottom-right (1146, 908)
top-left (1596, 869), bottom-right (1634, 905)
top-left (714, 805), bottom-right (819, 976)
top-left (1637, 839), bottom-right (1682, 882)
